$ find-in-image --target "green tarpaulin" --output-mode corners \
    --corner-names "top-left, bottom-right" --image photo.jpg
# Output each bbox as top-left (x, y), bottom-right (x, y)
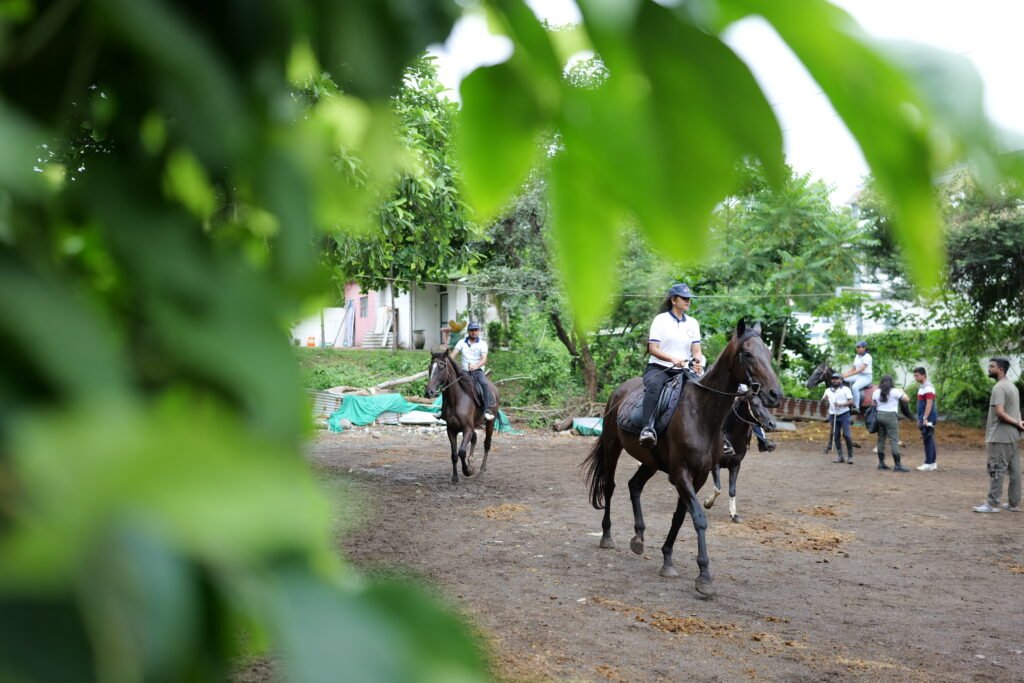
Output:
top-left (327, 393), bottom-right (521, 434)
top-left (572, 417), bottom-right (603, 436)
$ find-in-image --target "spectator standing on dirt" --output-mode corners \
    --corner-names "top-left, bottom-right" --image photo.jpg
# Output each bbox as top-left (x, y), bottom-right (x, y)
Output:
top-left (973, 358), bottom-right (1024, 513)
top-left (842, 341), bottom-right (873, 414)
top-left (913, 367), bottom-right (939, 471)
top-left (872, 374), bottom-right (913, 472)
top-left (824, 372), bottom-right (855, 464)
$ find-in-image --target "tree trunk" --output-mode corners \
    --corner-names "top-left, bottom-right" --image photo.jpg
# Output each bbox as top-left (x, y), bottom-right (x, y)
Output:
top-left (550, 312), bottom-right (598, 402)
top-left (774, 318), bottom-right (788, 363)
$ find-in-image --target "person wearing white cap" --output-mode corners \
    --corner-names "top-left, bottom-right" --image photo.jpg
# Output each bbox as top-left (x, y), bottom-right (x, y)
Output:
top-left (452, 321), bottom-right (495, 421)
top-left (842, 341), bottom-right (873, 414)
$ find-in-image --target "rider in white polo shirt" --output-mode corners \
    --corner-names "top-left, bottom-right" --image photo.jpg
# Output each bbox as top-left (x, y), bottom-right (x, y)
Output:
top-left (452, 322), bottom-right (495, 421)
top-left (639, 283), bottom-right (704, 447)
top-left (842, 340), bottom-right (873, 414)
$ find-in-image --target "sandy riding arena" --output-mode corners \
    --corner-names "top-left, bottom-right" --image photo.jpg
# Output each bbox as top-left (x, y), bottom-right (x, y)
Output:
top-left (304, 423), bottom-right (1023, 682)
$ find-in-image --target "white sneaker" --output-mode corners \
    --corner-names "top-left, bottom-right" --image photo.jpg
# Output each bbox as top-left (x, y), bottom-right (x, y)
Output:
top-left (916, 463), bottom-right (930, 471)
top-left (928, 463), bottom-right (937, 471)
top-left (973, 503), bottom-right (1001, 513)
top-left (1000, 503), bottom-right (1022, 512)
top-left (484, 411), bottom-right (495, 421)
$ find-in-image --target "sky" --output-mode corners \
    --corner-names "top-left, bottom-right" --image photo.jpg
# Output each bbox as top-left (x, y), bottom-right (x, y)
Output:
top-left (430, 0), bottom-right (1024, 202)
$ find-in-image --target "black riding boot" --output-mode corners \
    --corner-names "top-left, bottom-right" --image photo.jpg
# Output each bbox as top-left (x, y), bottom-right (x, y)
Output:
top-left (639, 417), bottom-right (657, 447)
top-left (892, 453), bottom-right (910, 473)
top-left (723, 438), bottom-right (736, 457)
top-left (877, 452), bottom-right (890, 470)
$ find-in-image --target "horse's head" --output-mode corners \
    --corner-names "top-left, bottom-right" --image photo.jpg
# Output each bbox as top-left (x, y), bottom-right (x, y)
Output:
top-left (805, 361), bottom-right (830, 389)
top-left (742, 393), bottom-right (777, 432)
top-left (425, 350), bottom-right (451, 399)
top-left (731, 319), bottom-right (783, 408)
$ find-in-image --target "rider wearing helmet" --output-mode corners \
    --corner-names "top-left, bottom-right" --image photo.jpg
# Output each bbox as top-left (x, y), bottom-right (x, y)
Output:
top-left (451, 321), bottom-right (495, 421)
top-left (842, 340), bottom-right (873, 414)
top-left (639, 283), bottom-right (704, 447)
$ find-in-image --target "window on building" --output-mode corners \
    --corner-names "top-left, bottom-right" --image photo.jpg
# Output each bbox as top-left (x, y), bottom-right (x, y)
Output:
top-left (360, 295), bottom-right (368, 318)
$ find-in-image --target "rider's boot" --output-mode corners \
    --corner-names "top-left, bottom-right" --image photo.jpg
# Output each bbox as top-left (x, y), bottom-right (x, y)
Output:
top-left (639, 416), bottom-right (657, 447)
top-left (723, 438), bottom-right (736, 457)
top-left (758, 437), bottom-right (777, 453)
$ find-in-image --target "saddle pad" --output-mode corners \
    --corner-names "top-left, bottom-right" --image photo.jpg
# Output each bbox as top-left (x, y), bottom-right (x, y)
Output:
top-left (618, 374), bottom-right (685, 435)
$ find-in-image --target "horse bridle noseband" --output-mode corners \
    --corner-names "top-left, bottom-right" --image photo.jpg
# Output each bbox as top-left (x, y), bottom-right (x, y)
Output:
top-left (731, 397), bottom-right (770, 430)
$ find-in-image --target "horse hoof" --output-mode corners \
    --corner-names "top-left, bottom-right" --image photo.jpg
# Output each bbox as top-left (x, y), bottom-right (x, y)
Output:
top-left (630, 536), bottom-right (644, 555)
top-left (463, 467), bottom-right (474, 477)
top-left (479, 465), bottom-right (487, 473)
top-left (659, 565), bottom-right (679, 578)
top-left (703, 498), bottom-right (714, 510)
top-left (599, 536), bottom-right (615, 549)
top-left (695, 578), bottom-right (716, 598)
top-left (450, 478), bottom-right (458, 485)
top-left (730, 515), bottom-right (742, 524)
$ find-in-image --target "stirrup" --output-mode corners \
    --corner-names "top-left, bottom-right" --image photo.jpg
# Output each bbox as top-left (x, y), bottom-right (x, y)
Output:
top-left (723, 439), bottom-right (735, 457)
top-left (639, 428), bottom-right (657, 447)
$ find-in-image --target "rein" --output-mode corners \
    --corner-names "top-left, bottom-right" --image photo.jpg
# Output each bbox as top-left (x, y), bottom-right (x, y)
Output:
top-left (690, 331), bottom-right (763, 400)
top-left (730, 399), bottom-right (768, 430)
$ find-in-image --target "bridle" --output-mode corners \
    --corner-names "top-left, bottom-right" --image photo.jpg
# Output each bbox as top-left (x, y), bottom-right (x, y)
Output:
top-left (730, 396), bottom-right (771, 430)
top-left (427, 356), bottom-right (466, 395)
top-left (691, 330), bottom-right (764, 401)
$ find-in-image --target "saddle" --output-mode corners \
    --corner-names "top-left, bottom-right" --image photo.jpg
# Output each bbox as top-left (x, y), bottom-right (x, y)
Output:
top-left (617, 373), bottom-right (689, 435)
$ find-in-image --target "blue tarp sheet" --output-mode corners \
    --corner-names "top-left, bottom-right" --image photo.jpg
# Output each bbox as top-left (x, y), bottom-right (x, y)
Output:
top-left (328, 393), bottom-right (521, 434)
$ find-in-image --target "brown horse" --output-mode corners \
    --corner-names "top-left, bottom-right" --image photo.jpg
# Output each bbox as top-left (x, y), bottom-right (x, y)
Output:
top-left (425, 350), bottom-right (499, 484)
top-left (582, 320), bottom-right (782, 597)
top-left (702, 393), bottom-right (777, 523)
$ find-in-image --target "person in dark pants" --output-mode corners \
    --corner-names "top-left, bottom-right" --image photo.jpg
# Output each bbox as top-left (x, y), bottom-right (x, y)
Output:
top-left (823, 372), bottom-right (855, 463)
top-left (639, 283), bottom-right (704, 447)
top-left (913, 366), bottom-right (939, 471)
top-left (451, 321), bottom-right (495, 420)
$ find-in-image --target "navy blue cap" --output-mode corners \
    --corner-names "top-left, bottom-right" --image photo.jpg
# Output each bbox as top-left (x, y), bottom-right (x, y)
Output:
top-left (467, 321), bottom-right (481, 331)
top-left (668, 283), bottom-right (695, 299)
top-left (830, 372), bottom-right (842, 379)
top-left (855, 340), bottom-right (868, 348)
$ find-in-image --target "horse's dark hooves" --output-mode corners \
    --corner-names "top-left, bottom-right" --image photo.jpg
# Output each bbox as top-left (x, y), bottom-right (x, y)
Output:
top-left (695, 578), bottom-right (716, 598)
top-left (730, 515), bottom-right (742, 524)
top-left (659, 565), bottom-right (679, 578)
top-left (450, 477), bottom-right (458, 485)
top-left (599, 536), bottom-right (615, 549)
top-left (629, 536), bottom-right (644, 555)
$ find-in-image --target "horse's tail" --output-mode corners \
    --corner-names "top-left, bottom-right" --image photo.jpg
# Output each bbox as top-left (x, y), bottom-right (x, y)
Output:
top-left (582, 425), bottom-right (613, 510)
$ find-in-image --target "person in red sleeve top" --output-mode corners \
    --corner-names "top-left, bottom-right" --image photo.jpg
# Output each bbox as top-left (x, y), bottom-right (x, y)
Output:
top-left (913, 366), bottom-right (939, 471)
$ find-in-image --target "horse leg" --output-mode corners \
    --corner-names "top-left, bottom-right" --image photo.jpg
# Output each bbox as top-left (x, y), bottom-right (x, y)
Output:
top-left (458, 429), bottom-right (474, 477)
top-left (467, 431), bottom-right (478, 471)
top-left (448, 429), bottom-right (460, 484)
top-left (678, 470), bottom-right (715, 597)
top-left (628, 464), bottom-right (657, 555)
top-left (479, 419), bottom-right (494, 473)
top-left (599, 441), bottom-right (623, 550)
top-left (728, 464), bottom-right (741, 523)
top-left (658, 496), bottom-right (687, 578)
top-left (703, 464), bottom-right (722, 509)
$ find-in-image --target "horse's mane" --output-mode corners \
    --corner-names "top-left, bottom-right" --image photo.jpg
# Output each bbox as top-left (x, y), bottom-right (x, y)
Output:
top-left (440, 353), bottom-right (479, 394)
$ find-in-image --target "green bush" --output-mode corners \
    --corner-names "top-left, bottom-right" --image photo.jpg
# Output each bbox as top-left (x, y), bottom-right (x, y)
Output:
top-left (937, 362), bottom-right (991, 427)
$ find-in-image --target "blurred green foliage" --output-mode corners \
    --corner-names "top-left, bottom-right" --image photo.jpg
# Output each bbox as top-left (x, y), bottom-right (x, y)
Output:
top-left (2, 0), bottom-right (1021, 680)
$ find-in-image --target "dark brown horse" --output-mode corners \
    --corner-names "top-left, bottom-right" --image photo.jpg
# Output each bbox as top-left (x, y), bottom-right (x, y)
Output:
top-left (425, 350), bottom-right (499, 484)
top-left (805, 361), bottom-right (875, 409)
top-left (582, 320), bottom-right (782, 597)
top-left (702, 393), bottom-right (777, 523)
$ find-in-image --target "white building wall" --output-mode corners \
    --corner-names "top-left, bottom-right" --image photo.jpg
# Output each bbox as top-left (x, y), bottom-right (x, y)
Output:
top-left (412, 284), bottom-right (442, 348)
top-left (291, 308), bottom-right (349, 348)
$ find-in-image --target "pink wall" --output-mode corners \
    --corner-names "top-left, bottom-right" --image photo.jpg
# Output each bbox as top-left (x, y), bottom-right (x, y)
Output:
top-left (344, 283), bottom-right (378, 347)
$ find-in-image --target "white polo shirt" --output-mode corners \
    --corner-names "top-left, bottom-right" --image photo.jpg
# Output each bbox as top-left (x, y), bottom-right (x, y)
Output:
top-left (851, 352), bottom-right (873, 378)
top-left (648, 312), bottom-right (701, 368)
top-left (454, 337), bottom-right (488, 371)
top-left (874, 387), bottom-right (906, 413)
top-left (823, 385), bottom-right (853, 415)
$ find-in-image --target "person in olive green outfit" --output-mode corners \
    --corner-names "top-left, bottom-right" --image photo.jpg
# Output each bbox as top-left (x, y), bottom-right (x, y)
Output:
top-left (973, 358), bottom-right (1024, 513)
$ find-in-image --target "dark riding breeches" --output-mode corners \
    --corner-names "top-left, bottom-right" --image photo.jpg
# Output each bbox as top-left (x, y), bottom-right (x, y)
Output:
top-left (642, 363), bottom-right (683, 430)
top-left (470, 369), bottom-right (494, 410)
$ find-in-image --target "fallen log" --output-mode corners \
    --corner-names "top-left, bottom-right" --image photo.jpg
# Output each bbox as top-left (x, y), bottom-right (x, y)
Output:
top-left (369, 370), bottom-right (428, 394)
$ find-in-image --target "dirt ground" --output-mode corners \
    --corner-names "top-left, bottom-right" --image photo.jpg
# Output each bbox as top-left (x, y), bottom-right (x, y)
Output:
top-left (305, 421), bottom-right (1024, 682)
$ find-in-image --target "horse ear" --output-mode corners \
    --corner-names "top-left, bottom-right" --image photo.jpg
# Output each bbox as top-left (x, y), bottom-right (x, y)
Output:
top-left (752, 321), bottom-right (762, 333)
top-left (736, 318), bottom-right (746, 338)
